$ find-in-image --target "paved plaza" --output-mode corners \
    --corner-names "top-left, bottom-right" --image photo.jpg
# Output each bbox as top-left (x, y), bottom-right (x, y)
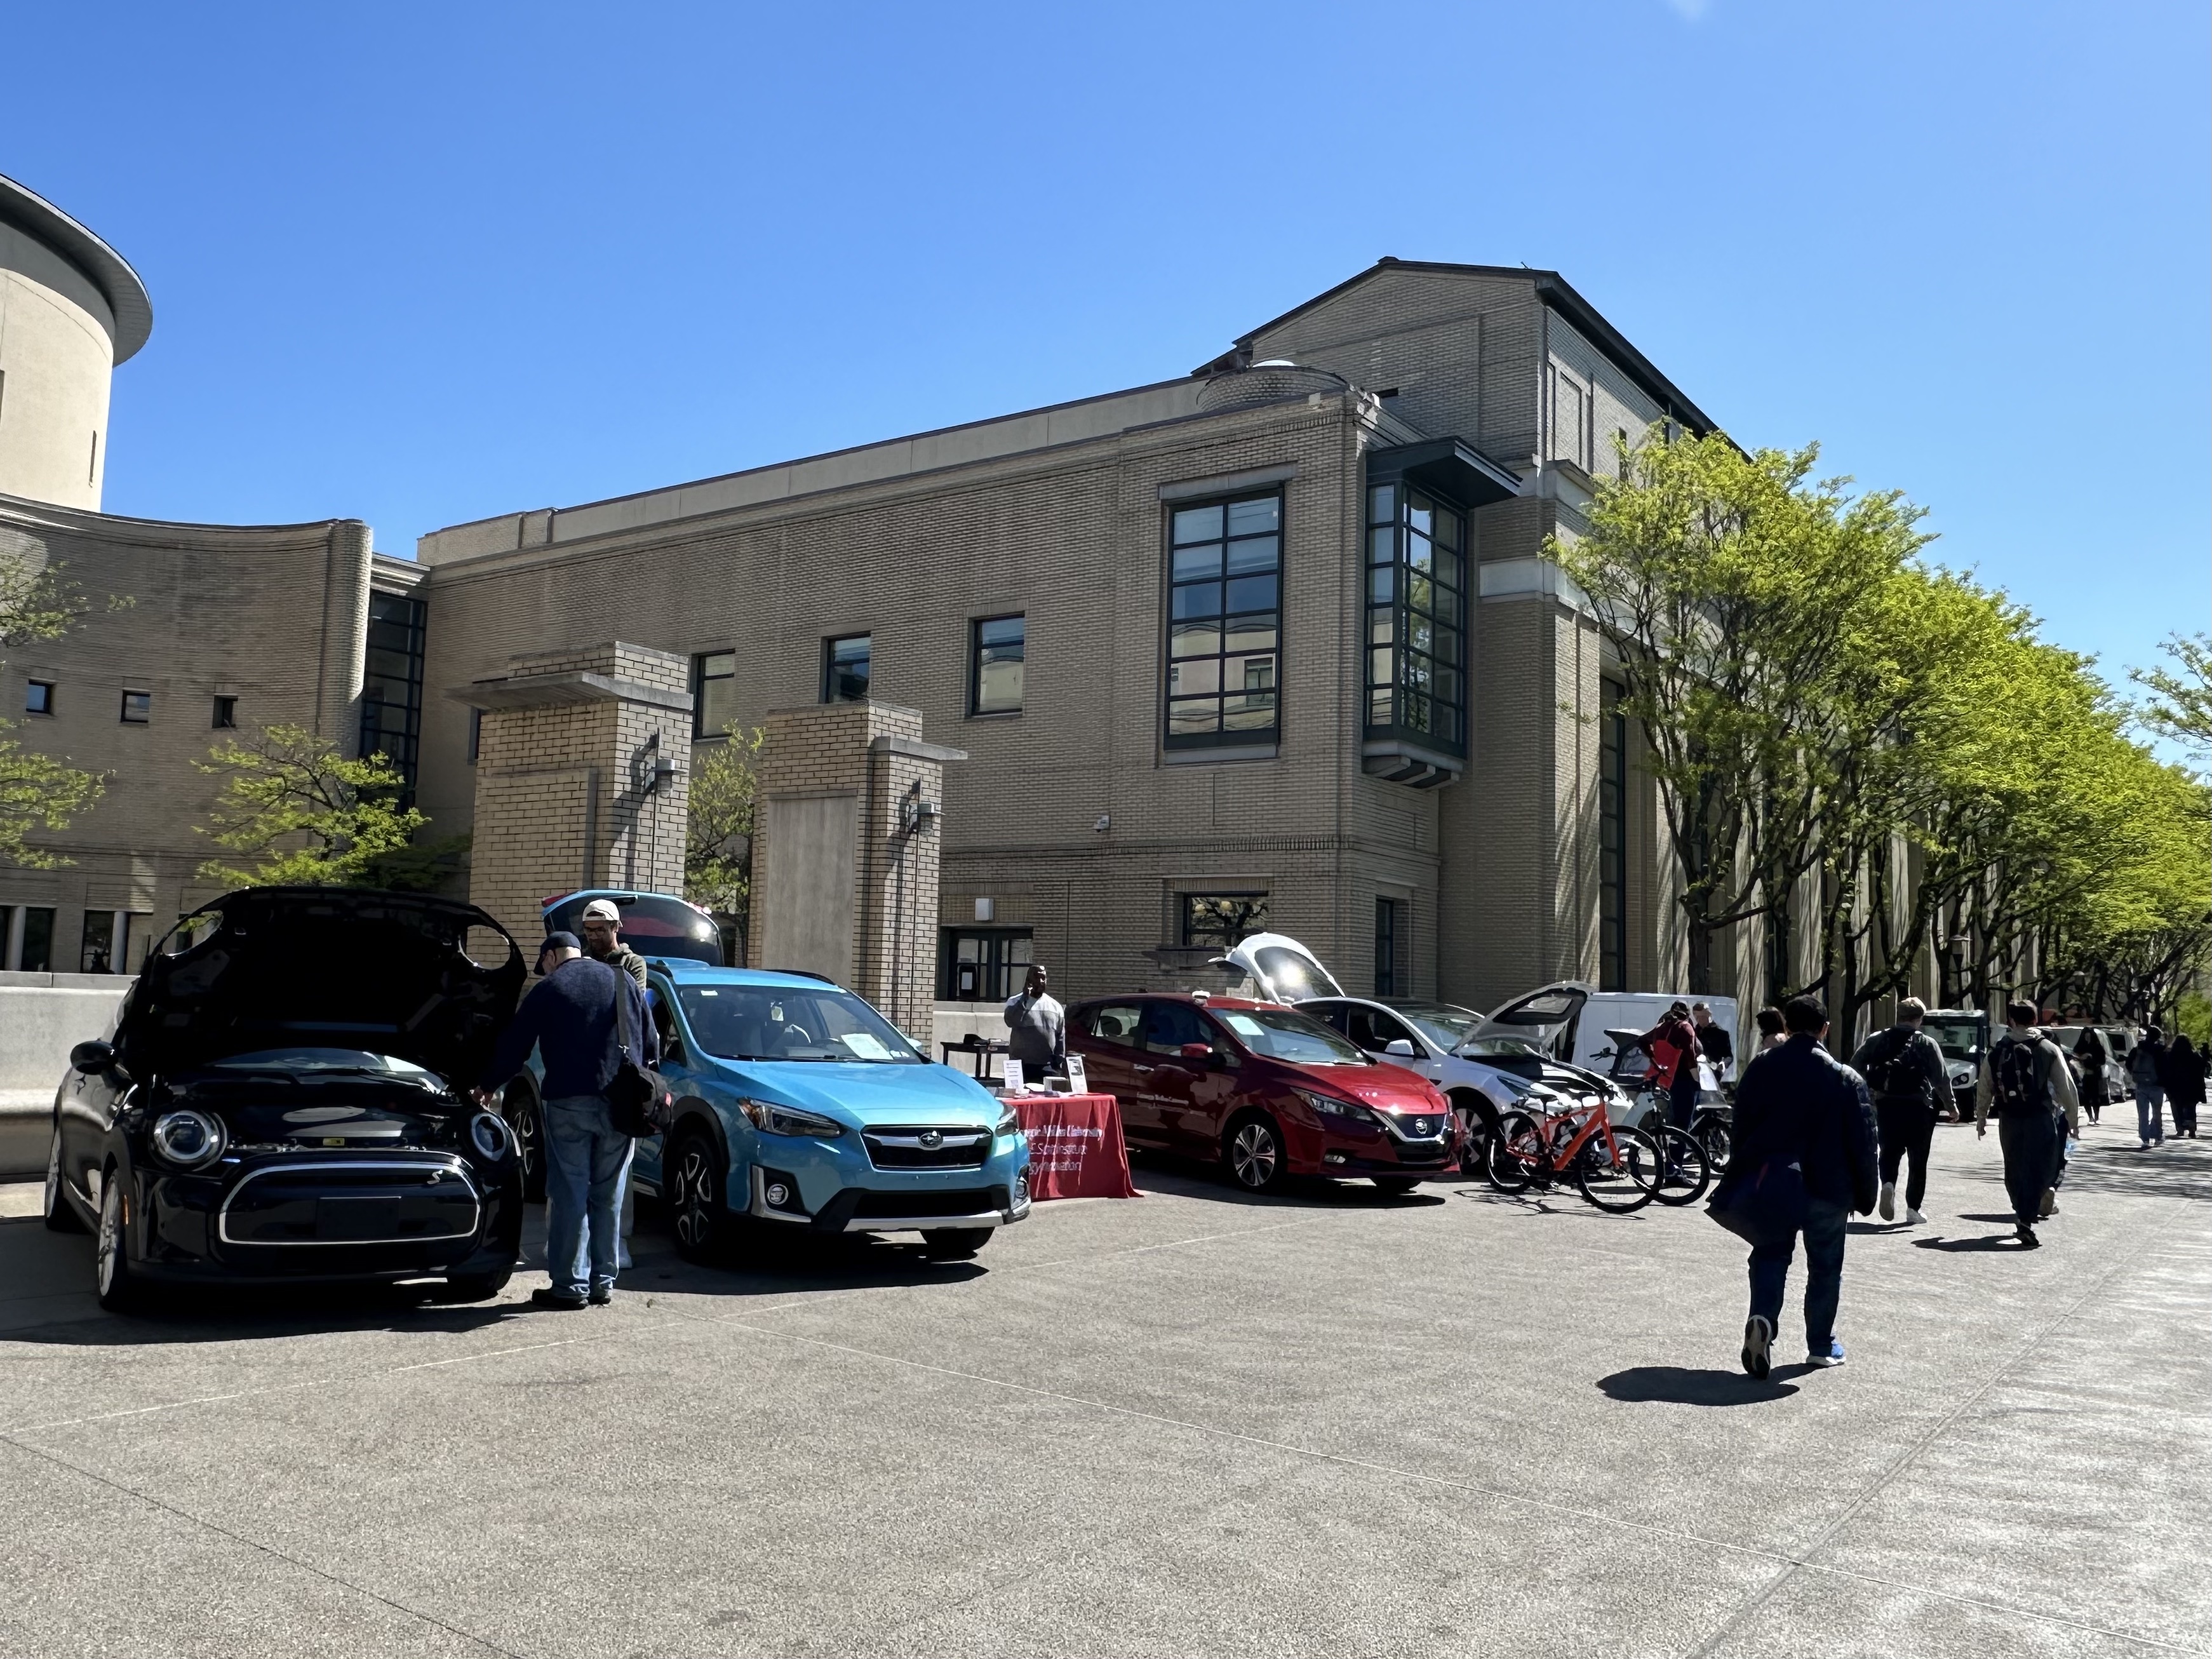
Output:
top-left (2, 1120), bottom-right (2206, 1658)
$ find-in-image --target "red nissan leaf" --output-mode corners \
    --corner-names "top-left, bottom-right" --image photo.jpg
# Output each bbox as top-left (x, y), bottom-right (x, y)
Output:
top-left (1066, 993), bottom-right (1458, 1193)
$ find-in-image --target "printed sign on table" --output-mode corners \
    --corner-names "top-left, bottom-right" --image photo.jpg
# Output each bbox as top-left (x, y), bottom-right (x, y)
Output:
top-left (1016, 1093), bottom-right (1139, 1201)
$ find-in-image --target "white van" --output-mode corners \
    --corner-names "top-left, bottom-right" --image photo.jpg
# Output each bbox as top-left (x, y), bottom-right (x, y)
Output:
top-left (1473, 982), bottom-right (1741, 1090)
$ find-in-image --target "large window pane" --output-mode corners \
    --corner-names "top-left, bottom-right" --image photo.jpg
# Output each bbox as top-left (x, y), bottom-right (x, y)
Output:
top-left (1164, 491), bottom-right (1282, 748)
top-left (972, 615), bottom-right (1024, 715)
top-left (1168, 659), bottom-right (1221, 696)
top-left (1172, 582), bottom-right (1223, 619)
top-left (824, 633), bottom-right (871, 702)
top-left (1224, 536), bottom-right (1278, 574)
top-left (1226, 497), bottom-right (1279, 536)
top-left (1172, 504), bottom-right (1224, 544)
top-left (1172, 544), bottom-right (1223, 581)
top-left (1224, 572), bottom-right (1277, 614)
top-left (692, 649), bottom-right (737, 738)
top-left (1170, 621), bottom-right (1221, 659)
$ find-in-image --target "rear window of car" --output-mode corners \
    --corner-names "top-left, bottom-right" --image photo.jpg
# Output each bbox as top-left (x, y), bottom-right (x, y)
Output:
top-left (1083, 1004), bottom-right (1144, 1046)
top-left (1216, 1007), bottom-right (1371, 1066)
top-left (546, 894), bottom-right (723, 964)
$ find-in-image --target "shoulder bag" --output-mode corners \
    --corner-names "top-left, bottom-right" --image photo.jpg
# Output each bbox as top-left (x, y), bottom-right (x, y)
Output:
top-left (607, 976), bottom-right (675, 1139)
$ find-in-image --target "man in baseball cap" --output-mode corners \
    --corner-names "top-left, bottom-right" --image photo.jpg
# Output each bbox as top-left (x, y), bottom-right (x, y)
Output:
top-left (578, 899), bottom-right (647, 990)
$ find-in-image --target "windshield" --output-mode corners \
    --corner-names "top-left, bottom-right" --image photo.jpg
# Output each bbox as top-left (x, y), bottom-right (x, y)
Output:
top-left (1252, 945), bottom-right (1344, 1000)
top-left (1387, 1001), bottom-right (1484, 1050)
top-left (547, 894), bottom-right (723, 965)
top-left (1923, 1018), bottom-right (1983, 1063)
top-left (1215, 1006), bottom-right (1371, 1066)
top-left (195, 1048), bottom-right (444, 1084)
top-left (677, 984), bottom-right (922, 1063)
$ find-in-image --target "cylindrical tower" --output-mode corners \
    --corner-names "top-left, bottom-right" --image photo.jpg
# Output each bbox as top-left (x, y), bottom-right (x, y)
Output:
top-left (0, 173), bottom-right (152, 509)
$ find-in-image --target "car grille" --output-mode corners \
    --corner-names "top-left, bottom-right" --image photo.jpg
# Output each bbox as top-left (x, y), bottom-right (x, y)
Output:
top-left (218, 1159), bottom-right (480, 1247)
top-left (1384, 1113), bottom-right (1449, 1141)
top-left (852, 1186), bottom-right (1000, 1219)
top-left (861, 1125), bottom-right (992, 1171)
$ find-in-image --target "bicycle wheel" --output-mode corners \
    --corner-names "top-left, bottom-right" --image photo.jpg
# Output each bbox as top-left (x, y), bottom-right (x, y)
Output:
top-left (1577, 1124), bottom-right (1662, 1213)
top-left (1696, 1113), bottom-right (1733, 1168)
top-left (1484, 1111), bottom-right (1544, 1193)
top-left (1651, 1124), bottom-right (1711, 1206)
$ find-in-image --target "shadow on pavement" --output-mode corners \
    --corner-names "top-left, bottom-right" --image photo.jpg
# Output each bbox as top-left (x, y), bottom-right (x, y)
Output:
top-left (9, 1281), bottom-right (520, 1347)
top-left (1129, 1157), bottom-right (1451, 1211)
top-left (1598, 1365), bottom-right (1800, 1405)
top-left (1914, 1232), bottom-right (2024, 1252)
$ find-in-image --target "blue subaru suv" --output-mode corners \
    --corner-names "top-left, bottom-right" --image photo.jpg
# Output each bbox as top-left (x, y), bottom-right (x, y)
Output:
top-left (509, 957), bottom-right (1030, 1261)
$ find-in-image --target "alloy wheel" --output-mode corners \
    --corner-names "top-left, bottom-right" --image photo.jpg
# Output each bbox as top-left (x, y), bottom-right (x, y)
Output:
top-left (511, 1101), bottom-right (543, 1200)
top-left (671, 1141), bottom-right (715, 1250)
top-left (95, 1180), bottom-right (122, 1296)
top-left (1230, 1121), bottom-right (1280, 1190)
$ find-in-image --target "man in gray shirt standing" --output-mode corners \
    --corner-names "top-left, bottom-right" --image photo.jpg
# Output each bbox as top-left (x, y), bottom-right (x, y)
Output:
top-left (1003, 964), bottom-right (1066, 1086)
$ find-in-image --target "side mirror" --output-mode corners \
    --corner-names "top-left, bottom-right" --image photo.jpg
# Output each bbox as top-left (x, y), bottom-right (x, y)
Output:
top-left (1178, 1042), bottom-right (1215, 1065)
top-left (71, 1039), bottom-right (116, 1073)
top-left (1383, 1038), bottom-right (1418, 1058)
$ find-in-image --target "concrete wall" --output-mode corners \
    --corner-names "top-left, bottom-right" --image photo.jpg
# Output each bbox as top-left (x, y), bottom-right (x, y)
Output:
top-left (0, 972), bottom-right (127, 1084)
top-left (0, 222), bottom-right (116, 510)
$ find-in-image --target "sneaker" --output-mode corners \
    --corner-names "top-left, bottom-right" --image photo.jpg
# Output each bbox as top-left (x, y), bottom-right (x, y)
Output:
top-left (587, 1285), bottom-right (613, 1306)
top-left (2039, 1188), bottom-right (2057, 1219)
top-left (1806, 1338), bottom-right (1847, 1368)
top-left (1741, 1315), bottom-right (1774, 1380)
top-left (1877, 1182), bottom-right (1896, 1222)
top-left (530, 1287), bottom-right (589, 1311)
top-left (2016, 1223), bottom-right (2041, 1249)
top-left (1904, 1206), bottom-right (1927, 1225)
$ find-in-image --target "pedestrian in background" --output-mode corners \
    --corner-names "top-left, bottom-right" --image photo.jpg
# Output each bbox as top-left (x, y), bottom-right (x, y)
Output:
top-left (2128, 1026), bottom-right (2169, 1148)
top-left (580, 898), bottom-right (648, 988)
top-left (1850, 997), bottom-right (1952, 1226)
top-left (2072, 1026), bottom-right (2110, 1125)
top-left (476, 932), bottom-right (657, 1309)
top-left (1976, 1000), bottom-right (2079, 1248)
top-left (1693, 1002), bottom-right (1735, 1087)
top-left (1754, 1007), bottom-right (1786, 1054)
top-left (1003, 963), bottom-right (1066, 1087)
top-left (1719, 995), bottom-right (1879, 1378)
top-left (1637, 1000), bottom-right (1702, 1133)
top-left (2167, 1033), bottom-right (2205, 1139)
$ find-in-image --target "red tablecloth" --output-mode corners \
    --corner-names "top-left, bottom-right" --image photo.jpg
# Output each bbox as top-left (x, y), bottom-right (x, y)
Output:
top-left (1013, 1092), bottom-right (1140, 1200)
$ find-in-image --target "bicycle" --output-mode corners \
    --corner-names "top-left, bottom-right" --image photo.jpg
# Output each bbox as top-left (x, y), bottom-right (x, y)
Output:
top-left (1484, 1094), bottom-right (1665, 1213)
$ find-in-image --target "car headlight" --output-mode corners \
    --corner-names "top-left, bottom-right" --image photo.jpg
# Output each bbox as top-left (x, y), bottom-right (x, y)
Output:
top-left (1294, 1087), bottom-right (1372, 1124)
top-left (151, 1108), bottom-right (225, 1169)
top-left (469, 1113), bottom-right (513, 1160)
top-left (995, 1106), bottom-right (1021, 1138)
top-left (737, 1098), bottom-right (846, 1139)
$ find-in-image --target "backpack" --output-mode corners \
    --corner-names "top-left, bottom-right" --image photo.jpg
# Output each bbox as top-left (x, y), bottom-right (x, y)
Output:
top-left (1992, 1038), bottom-right (2049, 1115)
top-left (2128, 1042), bottom-right (2162, 1086)
top-left (1866, 1027), bottom-right (1924, 1099)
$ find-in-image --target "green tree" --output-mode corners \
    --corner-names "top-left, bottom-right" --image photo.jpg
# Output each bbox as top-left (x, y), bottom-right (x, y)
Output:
top-left (0, 545), bottom-right (125, 868)
top-left (685, 727), bottom-right (761, 945)
top-left (194, 723), bottom-right (457, 889)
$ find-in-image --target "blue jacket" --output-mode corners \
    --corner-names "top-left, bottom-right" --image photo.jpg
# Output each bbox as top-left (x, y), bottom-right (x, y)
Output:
top-left (478, 955), bottom-right (655, 1099)
top-left (1724, 1033), bottom-right (1879, 1213)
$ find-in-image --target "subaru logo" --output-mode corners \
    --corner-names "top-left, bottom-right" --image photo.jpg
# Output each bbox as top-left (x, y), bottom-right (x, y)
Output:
top-left (919, 1129), bottom-right (943, 1149)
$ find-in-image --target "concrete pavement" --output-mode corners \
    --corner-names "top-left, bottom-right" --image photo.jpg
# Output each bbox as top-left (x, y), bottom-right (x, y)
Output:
top-left (1, 1118), bottom-right (2206, 1657)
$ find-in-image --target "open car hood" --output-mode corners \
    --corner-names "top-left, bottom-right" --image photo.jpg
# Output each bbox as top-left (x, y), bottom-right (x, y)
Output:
top-left (117, 887), bottom-right (526, 1084)
top-left (1212, 933), bottom-right (1346, 1004)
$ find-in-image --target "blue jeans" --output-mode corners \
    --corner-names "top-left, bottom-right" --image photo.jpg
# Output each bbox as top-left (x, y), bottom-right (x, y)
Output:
top-left (2135, 1084), bottom-right (2166, 1144)
top-left (1667, 1071), bottom-right (1699, 1133)
top-left (543, 1094), bottom-right (633, 1297)
top-left (1748, 1197), bottom-right (1847, 1356)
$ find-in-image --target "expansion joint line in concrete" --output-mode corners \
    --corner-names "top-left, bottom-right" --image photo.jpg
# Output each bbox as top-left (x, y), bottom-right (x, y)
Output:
top-left (1684, 1206), bottom-right (2198, 1659)
top-left (0, 1434), bottom-right (527, 1659)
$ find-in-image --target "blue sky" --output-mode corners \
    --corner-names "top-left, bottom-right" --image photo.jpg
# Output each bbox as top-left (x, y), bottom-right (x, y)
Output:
top-left (4, 1), bottom-right (2204, 688)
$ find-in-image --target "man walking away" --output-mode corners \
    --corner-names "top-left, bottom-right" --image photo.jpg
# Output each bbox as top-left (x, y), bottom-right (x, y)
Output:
top-left (476, 932), bottom-right (656, 1308)
top-left (2072, 1026), bottom-right (2110, 1125)
top-left (1003, 964), bottom-right (1066, 1087)
top-left (1976, 1001), bottom-right (2079, 1247)
top-left (580, 899), bottom-right (649, 988)
top-left (1725, 995), bottom-right (1879, 1377)
top-left (1637, 1001), bottom-right (1702, 1134)
top-left (2128, 1026), bottom-right (2168, 1148)
top-left (1850, 997), bottom-right (1953, 1226)
top-left (2167, 1034), bottom-right (2206, 1139)
top-left (1693, 1002), bottom-right (1735, 1088)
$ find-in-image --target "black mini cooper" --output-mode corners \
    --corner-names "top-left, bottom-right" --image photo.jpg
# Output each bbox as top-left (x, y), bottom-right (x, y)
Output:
top-left (40, 887), bottom-right (528, 1312)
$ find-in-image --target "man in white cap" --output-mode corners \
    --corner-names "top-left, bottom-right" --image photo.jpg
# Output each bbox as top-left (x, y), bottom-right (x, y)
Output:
top-left (579, 898), bottom-right (647, 989)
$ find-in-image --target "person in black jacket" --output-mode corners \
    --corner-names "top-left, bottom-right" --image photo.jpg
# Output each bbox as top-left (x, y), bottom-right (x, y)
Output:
top-left (1720, 995), bottom-right (1879, 1378)
top-left (1848, 997), bottom-right (1954, 1226)
top-left (2166, 1033), bottom-right (2206, 1139)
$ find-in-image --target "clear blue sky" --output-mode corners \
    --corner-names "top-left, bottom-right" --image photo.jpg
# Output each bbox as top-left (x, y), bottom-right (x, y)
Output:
top-left (6, 1), bottom-right (2205, 688)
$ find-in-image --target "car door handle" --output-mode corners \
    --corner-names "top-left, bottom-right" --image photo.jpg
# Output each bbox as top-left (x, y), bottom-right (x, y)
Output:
top-left (1132, 1064), bottom-right (1155, 1075)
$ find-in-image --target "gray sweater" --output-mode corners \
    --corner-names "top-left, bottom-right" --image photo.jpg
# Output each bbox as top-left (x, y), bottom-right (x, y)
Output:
top-left (1003, 991), bottom-right (1066, 1071)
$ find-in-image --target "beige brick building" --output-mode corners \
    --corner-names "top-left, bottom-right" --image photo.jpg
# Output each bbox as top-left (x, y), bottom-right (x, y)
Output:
top-left (2, 207), bottom-right (1731, 1016)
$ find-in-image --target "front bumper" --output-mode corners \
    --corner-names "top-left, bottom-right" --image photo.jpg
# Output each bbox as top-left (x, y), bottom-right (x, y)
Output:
top-left (733, 1131), bottom-right (1032, 1234)
top-left (1287, 1110), bottom-right (1459, 1178)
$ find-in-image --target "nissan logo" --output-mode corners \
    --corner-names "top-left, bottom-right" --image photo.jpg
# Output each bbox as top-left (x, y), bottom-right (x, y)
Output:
top-left (919, 1129), bottom-right (943, 1149)
top-left (1411, 1118), bottom-right (1433, 1136)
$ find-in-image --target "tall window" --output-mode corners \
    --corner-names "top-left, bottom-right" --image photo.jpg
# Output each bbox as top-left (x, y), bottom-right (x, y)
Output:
top-left (359, 591), bottom-right (427, 796)
top-left (692, 650), bottom-right (736, 737)
top-left (970, 615), bottom-right (1024, 715)
top-left (1181, 892), bottom-right (1269, 950)
top-left (212, 695), bottom-right (238, 730)
top-left (823, 633), bottom-right (871, 702)
top-left (1374, 897), bottom-right (1401, 997)
top-left (1365, 483), bottom-right (1466, 752)
top-left (1166, 493), bottom-right (1280, 748)
top-left (12, 906), bottom-right (56, 974)
top-left (938, 927), bottom-right (1033, 1001)
top-left (1599, 683), bottom-right (1626, 993)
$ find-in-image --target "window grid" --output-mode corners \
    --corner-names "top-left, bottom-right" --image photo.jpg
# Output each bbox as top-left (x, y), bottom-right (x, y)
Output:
top-left (1365, 483), bottom-right (1466, 752)
top-left (1374, 897), bottom-right (1400, 997)
top-left (692, 650), bottom-right (736, 738)
top-left (1599, 684), bottom-right (1627, 993)
top-left (1165, 492), bottom-right (1280, 748)
top-left (358, 591), bottom-right (427, 797)
top-left (970, 615), bottom-right (1024, 715)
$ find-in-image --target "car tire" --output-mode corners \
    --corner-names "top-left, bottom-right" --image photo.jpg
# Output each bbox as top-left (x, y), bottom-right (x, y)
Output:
top-left (920, 1228), bottom-right (991, 1259)
top-left (1224, 1111), bottom-right (1289, 1195)
top-left (43, 1122), bottom-right (83, 1233)
top-left (444, 1270), bottom-right (512, 1301)
top-left (665, 1128), bottom-right (729, 1265)
top-left (94, 1171), bottom-right (139, 1313)
top-left (1372, 1176), bottom-right (1421, 1196)
top-left (506, 1089), bottom-right (547, 1204)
